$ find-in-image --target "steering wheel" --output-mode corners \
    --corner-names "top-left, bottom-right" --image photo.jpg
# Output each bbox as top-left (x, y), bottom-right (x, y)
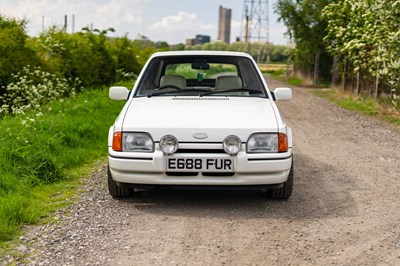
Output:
top-left (157, 85), bottom-right (182, 91)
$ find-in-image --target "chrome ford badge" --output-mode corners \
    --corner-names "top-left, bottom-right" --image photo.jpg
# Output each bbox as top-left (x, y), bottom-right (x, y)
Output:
top-left (193, 133), bottom-right (208, 139)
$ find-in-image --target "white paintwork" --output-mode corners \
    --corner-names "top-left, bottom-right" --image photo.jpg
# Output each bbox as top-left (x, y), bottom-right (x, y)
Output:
top-left (108, 51), bottom-right (293, 186)
top-left (109, 86), bottom-right (129, 100)
top-left (121, 97), bottom-right (278, 142)
top-left (274, 87), bottom-right (292, 101)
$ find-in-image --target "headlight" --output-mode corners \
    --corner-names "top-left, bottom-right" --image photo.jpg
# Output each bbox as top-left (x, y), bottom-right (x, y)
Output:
top-left (160, 135), bottom-right (178, 154)
top-left (247, 133), bottom-right (288, 153)
top-left (223, 135), bottom-right (242, 155)
top-left (122, 132), bottom-right (154, 152)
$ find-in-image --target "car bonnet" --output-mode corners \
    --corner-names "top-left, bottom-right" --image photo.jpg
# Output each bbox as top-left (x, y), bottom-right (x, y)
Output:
top-left (121, 96), bottom-right (279, 142)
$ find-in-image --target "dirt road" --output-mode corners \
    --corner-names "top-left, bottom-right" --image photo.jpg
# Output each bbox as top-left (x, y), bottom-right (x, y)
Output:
top-left (11, 76), bottom-right (400, 265)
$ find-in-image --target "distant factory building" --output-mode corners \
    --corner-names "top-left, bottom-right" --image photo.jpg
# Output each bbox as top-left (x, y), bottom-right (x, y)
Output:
top-left (186, 34), bottom-right (211, 46)
top-left (195, 34), bottom-right (210, 45)
top-left (186, 38), bottom-right (195, 46)
top-left (218, 6), bottom-right (232, 44)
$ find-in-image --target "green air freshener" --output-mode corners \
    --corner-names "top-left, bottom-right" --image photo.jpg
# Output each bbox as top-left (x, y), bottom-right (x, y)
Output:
top-left (197, 72), bottom-right (204, 82)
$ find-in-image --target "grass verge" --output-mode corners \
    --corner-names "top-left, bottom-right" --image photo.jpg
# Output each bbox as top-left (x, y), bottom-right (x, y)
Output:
top-left (262, 68), bottom-right (305, 87)
top-left (0, 87), bottom-right (125, 246)
top-left (311, 89), bottom-right (400, 127)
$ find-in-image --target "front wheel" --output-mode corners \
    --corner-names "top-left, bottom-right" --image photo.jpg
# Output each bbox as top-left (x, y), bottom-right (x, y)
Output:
top-left (107, 166), bottom-right (133, 198)
top-left (268, 161), bottom-right (293, 200)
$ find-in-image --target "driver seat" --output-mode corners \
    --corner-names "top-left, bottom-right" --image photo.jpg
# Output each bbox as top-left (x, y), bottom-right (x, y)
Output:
top-left (159, 75), bottom-right (186, 89)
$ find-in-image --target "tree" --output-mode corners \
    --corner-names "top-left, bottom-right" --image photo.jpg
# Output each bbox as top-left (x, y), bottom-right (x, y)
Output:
top-left (275, 0), bottom-right (334, 84)
top-left (324, 0), bottom-right (400, 105)
top-left (0, 15), bottom-right (40, 93)
top-left (155, 41), bottom-right (170, 50)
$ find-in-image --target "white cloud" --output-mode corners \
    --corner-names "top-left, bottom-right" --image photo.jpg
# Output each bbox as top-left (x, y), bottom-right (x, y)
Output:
top-left (0, 0), bottom-right (148, 36)
top-left (270, 25), bottom-right (289, 45)
top-left (231, 19), bottom-right (242, 42)
top-left (150, 12), bottom-right (196, 31)
top-left (229, 19), bottom-right (289, 45)
top-left (95, 0), bottom-right (145, 26)
top-left (147, 11), bottom-right (215, 44)
top-left (0, 0), bottom-right (287, 44)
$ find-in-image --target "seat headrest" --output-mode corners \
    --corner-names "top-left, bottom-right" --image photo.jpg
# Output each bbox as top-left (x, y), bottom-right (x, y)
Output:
top-left (215, 76), bottom-right (243, 90)
top-left (159, 75), bottom-right (186, 89)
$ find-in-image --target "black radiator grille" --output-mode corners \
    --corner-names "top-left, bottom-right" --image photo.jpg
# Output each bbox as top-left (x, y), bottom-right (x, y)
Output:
top-left (175, 149), bottom-right (225, 154)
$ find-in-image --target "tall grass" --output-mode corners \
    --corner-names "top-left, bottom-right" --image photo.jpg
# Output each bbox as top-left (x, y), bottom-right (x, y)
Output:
top-left (0, 88), bottom-right (125, 242)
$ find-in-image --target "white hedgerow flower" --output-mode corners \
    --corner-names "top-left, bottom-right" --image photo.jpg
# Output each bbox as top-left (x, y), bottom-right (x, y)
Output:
top-left (1, 66), bottom-right (82, 116)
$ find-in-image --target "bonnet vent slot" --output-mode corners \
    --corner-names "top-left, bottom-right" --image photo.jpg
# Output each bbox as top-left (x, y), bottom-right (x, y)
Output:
top-left (172, 98), bottom-right (229, 101)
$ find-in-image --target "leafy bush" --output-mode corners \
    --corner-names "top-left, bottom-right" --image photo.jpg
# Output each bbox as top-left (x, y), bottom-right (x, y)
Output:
top-left (116, 69), bottom-right (138, 82)
top-left (33, 27), bottom-right (117, 88)
top-left (31, 27), bottom-right (72, 77)
top-left (0, 66), bottom-right (80, 116)
top-left (0, 24), bottom-right (156, 116)
top-left (0, 15), bottom-right (41, 92)
top-left (110, 36), bottom-right (141, 76)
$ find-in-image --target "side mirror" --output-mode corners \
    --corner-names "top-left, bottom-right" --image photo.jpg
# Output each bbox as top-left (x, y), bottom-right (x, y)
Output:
top-left (109, 86), bottom-right (129, 100)
top-left (273, 87), bottom-right (292, 101)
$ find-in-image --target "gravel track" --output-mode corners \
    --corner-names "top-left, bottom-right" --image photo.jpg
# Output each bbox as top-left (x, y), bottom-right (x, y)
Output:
top-left (3, 75), bottom-right (400, 265)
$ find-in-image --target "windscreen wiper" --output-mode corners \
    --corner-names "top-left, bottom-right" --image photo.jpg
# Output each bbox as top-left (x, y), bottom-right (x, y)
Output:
top-left (147, 88), bottom-right (210, 97)
top-left (200, 88), bottom-right (263, 96)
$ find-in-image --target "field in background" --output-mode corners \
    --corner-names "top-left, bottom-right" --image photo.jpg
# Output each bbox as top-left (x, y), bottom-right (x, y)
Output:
top-left (258, 63), bottom-right (287, 72)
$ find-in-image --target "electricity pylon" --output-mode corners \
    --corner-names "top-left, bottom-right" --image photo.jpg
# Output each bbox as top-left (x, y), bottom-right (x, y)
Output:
top-left (241, 0), bottom-right (270, 43)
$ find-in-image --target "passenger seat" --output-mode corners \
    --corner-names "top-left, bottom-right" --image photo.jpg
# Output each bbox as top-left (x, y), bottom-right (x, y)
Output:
top-left (159, 75), bottom-right (186, 89)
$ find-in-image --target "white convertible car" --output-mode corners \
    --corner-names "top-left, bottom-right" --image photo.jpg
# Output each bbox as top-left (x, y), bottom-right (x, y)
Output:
top-left (108, 51), bottom-right (293, 199)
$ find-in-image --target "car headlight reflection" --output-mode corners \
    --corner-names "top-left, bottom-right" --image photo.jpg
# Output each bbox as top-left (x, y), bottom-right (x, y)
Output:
top-left (247, 133), bottom-right (288, 153)
top-left (122, 132), bottom-right (154, 152)
top-left (160, 135), bottom-right (179, 154)
top-left (223, 135), bottom-right (242, 155)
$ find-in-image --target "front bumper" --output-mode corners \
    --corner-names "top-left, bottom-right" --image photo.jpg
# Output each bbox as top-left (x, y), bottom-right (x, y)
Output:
top-left (108, 145), bottom-right (293, 186)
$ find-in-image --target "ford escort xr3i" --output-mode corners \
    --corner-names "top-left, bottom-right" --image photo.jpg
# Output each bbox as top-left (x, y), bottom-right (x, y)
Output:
top-left (108, 51), bottom-right (293, 199)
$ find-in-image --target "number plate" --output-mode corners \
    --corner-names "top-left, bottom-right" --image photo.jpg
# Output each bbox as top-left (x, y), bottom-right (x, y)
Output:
top-left (166, 158), bottom-right (233, 172)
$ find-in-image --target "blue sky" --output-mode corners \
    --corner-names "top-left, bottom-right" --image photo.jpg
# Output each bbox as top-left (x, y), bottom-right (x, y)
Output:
top-left (0, 0), bottom-right (288, 45)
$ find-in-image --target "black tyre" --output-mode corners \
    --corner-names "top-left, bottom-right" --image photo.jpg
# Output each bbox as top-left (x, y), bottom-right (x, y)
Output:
top-left (268, 161), bottom-right (293, 200)
top-left (107, 166), bottom-right (133, 198)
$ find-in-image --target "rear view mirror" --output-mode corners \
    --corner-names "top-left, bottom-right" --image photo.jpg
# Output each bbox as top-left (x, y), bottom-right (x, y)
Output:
top-left (191, 62), bottom-right (210, 70)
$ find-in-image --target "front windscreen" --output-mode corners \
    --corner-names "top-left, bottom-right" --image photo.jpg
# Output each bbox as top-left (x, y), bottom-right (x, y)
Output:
top-left (134, 55), bottom-right (268, 98)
